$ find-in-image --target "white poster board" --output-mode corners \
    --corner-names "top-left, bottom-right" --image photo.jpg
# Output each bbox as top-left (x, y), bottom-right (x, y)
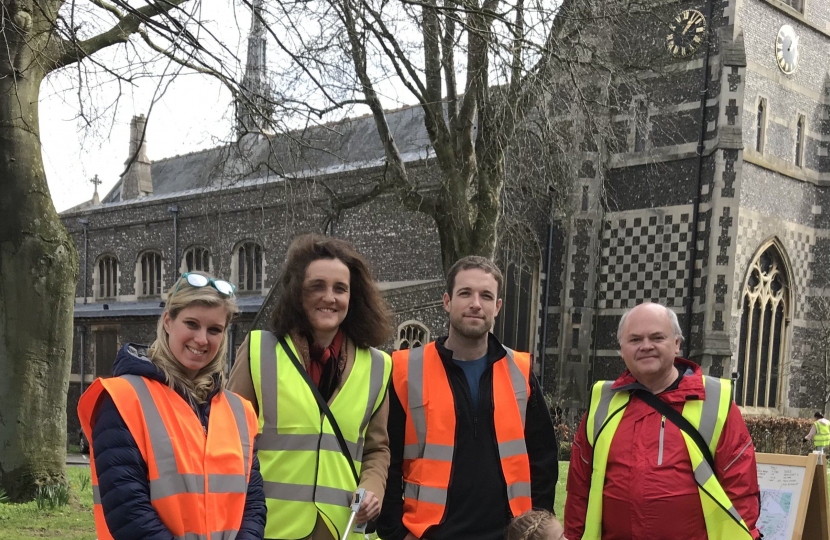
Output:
top-left (755, 453), bottom-right (828, 540)
top-left (757, 457), bottom-right (809, 540)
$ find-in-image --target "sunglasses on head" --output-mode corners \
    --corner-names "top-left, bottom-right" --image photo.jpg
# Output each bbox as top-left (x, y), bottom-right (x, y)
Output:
top-left (170, 272), bottom-right (236, 298)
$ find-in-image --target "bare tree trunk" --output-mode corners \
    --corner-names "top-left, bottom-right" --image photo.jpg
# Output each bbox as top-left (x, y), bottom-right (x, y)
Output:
top-left (433, 181), bottom-right (500, 274)
top-left (0, 61), bottom-right (78, 500)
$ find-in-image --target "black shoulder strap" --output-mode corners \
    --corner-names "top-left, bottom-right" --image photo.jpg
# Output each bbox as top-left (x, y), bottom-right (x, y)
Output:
top-left (633, 389), bottom-right (717, 475)
top-left (279, 337), bottom-right (360, 485)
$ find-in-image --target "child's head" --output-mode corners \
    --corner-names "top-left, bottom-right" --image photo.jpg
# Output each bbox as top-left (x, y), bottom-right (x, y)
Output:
top-left (506, 509), bottom-right (562, 540)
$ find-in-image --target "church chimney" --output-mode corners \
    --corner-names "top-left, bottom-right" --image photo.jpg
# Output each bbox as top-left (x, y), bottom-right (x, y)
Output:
top-left (120, 114), bottom-right (153, 200)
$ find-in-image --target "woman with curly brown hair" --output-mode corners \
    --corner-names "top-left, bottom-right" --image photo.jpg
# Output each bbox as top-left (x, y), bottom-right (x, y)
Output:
top-left (228, 233), bottom-right (394, 540)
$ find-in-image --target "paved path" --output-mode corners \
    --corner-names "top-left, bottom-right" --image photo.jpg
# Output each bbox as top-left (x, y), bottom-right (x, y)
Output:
top-left (67, 453), bottom-right (90, 467)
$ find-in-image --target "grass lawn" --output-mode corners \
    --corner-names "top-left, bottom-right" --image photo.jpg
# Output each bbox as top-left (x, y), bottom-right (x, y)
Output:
top-left (10, 460), bottom-right (818, 537)
top-left (0, 463), bottom-right (568, 539)
top-left (555, 462), bottom-right (567, 517)
top-left (0, 467), bottom-right (95, 540)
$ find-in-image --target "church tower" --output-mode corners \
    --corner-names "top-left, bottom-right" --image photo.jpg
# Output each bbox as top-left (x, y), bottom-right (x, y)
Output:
top-left (236, 0), bottom-right (273, 136)
top-left (543, 0), bottom-right (830, 417)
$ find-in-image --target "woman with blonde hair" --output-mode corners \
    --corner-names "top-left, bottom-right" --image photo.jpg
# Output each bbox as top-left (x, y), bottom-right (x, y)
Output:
top-left (506, 510), bottom-right (566, 540)
top-left (228, 233), bottom-right (394, 540)
top-left (79, 271), bottom-right (265, 540)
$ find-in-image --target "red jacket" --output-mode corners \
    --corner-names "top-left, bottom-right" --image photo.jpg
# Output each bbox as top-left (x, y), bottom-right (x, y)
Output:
top-left (564, 359), bottom-right (760, 540)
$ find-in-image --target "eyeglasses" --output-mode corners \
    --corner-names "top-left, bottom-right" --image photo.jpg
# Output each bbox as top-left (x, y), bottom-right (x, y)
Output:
top-left (170, 272), bottom-right (236, 298)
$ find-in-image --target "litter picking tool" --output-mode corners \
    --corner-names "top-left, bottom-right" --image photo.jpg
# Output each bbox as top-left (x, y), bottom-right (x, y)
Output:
top-left (341, 487), bottom-right (367, 540)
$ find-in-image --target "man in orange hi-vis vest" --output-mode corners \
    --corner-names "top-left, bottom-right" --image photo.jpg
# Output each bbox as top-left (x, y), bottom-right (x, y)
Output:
top-left (377, 256), bottom-right (562, 540)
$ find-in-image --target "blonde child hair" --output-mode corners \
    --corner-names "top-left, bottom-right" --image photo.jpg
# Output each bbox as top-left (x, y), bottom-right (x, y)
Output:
top-left (506, 509), bottom-right (560, 540)
top-left (148, 271), bottom-right (238, 403)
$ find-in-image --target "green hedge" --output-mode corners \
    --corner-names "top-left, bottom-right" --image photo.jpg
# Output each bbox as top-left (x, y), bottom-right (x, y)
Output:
top-left (551, 410), bottom-right (819, 459)
top-left (554, 418), bottom-right (579, 462)
top-left (744, 415), bottom-right (816, 456)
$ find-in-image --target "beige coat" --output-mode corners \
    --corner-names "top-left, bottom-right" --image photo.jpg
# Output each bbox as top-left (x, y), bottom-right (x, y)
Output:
top-left (227, 333), bottom-right (391, 540)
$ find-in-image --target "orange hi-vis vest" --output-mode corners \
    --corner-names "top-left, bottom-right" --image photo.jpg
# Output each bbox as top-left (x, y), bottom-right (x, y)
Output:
top-left (391, 343), bottom-right (533, 537)
top-left (78, 374), bottom-right (259, 540)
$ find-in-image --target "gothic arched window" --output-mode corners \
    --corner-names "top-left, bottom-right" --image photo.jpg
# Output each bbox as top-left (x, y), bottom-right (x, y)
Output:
top-left (182, 246), bottom-right (211, 274)
top-left (795, 115), bottom-right (805, 168)
top-left (756, 99), bottom-right (767, 153)
top-left (781, 0), bottom-right (803, 13)
top-left (138, 251), bottom-right (163, 297)
top-left (494, 254), bottom-right (539, 352)
top-left (236, 241), bottom-right (263, 292)
top-left (396, 321), bottom-right (430, 350)
top-left (736, 244), bottom-right (790, 408)
top-left (96, 255), bottom-right (118, 299)
top-left (633, 100), bottom-right (649, 152)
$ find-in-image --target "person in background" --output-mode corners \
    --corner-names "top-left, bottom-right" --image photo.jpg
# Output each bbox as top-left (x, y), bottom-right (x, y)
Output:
top-left (79, 271), bottom-right (265, 540)
top-left (564, 302), bottom-right (760, 540)
top-left (378, 256), bottom-right (559, 540)
top-left (506, 510), bottom-right (566, 540)
top-left (228, 233), bottom-right (394, 540)
top-left (804, 411), bottom-right (830, 453)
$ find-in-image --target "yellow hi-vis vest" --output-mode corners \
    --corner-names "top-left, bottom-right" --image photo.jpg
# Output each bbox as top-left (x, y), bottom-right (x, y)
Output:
top-left (250, 330), bottom-right (392, 540)
top-left (814, 420), bottom-right (830, 447)
top-left (583, 375), bottom-right (753, 540)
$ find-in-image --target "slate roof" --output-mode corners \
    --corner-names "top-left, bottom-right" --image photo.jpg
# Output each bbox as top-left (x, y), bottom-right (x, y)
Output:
top-left (98, 104), bottom-right (432, 206)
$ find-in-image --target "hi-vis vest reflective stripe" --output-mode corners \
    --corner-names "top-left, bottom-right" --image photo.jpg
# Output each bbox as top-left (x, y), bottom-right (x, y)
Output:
top-left (78, 374), bottom-right (257, 540)
top-left (583, 376), bottom-right (752, 540)
top-left (814, 420), bottom-right (830, 447)
top-left (391, 343), bottom-right (533, 538)
top-left (250, 331), bottom-right (392, 540)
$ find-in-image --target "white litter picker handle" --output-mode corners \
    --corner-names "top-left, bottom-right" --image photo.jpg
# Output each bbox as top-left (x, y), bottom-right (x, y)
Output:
top-left (341, 487), bottom-right (366, 540)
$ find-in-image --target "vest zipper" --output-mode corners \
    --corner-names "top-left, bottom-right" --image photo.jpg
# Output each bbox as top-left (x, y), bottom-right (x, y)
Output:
top-left (658, 415), bottom-right (665, 466)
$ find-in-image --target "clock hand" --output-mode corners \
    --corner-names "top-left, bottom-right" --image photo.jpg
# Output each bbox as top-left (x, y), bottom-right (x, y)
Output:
top-left (683, 12), bottom-right (699, 34)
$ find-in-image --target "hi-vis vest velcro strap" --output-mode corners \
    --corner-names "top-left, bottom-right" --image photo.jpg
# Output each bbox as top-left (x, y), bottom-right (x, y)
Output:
top-left (815, 421), bottom-right (830, 447)
top-left (255, 332), bottom-right (387, 463)
top-left (90, 375), bottom-right (251, 505)
top-left (583, 376), bottom-right (752, 540)
top-left (396, 343), bottom-right (532, 536)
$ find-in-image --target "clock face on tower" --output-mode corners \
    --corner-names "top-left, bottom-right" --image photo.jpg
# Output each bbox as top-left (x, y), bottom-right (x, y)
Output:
top-left (666, 9), bottom-right (707, 58)
top-left (776, 25), bottom-right (799, 74)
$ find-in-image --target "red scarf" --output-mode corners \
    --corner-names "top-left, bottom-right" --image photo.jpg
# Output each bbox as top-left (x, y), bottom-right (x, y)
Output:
top-left (307, 330), bottom-right (343, 387)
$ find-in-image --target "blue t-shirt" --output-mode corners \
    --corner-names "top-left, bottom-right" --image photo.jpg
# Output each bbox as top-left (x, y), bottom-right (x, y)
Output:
top-left (453, 354), bottom-right (489, 409)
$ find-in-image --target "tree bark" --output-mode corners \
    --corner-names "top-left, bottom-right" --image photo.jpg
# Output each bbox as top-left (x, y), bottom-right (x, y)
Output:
top-left (0, 27), bottom-right (79, 500)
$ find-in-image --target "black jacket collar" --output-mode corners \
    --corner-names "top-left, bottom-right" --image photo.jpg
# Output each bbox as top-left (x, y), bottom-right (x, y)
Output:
top-left (434, 333), bottom-right (507, 367)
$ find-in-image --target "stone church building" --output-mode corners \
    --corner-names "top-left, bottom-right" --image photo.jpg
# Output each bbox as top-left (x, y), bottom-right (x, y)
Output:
top-left (59, 103), bottom-right (456, 440)
top-left (549, 0), bottom-right (830, 418)
top-left (60, 0), bottom-right (830, 441)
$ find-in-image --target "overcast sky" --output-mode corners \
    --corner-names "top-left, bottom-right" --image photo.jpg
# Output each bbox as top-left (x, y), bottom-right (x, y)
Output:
top-left (45, 2), bottom-right (248, 213)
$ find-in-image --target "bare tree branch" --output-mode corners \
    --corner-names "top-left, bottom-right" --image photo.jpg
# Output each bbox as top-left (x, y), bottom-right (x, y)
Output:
top-left (51, 0), bottom-right (191, 70)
